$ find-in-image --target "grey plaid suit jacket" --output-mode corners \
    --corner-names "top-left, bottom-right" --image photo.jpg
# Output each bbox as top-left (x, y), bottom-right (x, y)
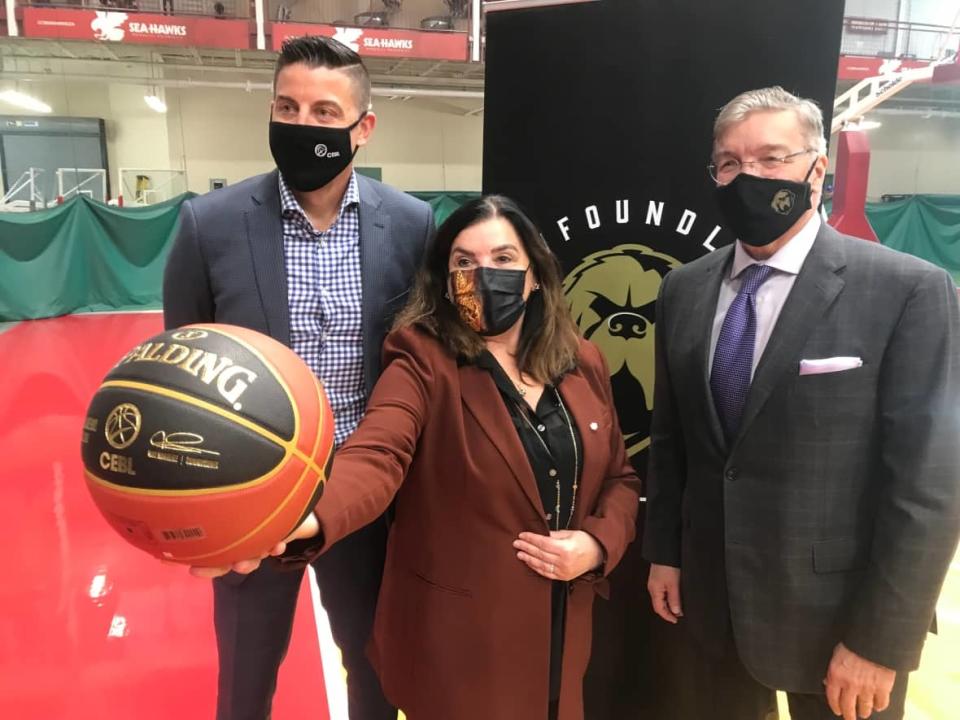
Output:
top-left (643, 222), bottom-right (960, 693)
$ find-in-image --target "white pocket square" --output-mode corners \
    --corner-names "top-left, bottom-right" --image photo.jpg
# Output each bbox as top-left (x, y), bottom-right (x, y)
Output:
top-left (799, 357), bottom-right (863, 376)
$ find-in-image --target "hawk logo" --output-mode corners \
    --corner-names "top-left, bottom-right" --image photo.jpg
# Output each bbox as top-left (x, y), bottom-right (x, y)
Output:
top-left (332, 28), bottom-right (364, 53)
top-left (91, 12), bottom-right (128, 42)
top-left (771, 189), bottom-right (796, 215)
top-left (879, 58), bottom-right (902, 76)
top-left (564, 245), bottom-right (681, 457)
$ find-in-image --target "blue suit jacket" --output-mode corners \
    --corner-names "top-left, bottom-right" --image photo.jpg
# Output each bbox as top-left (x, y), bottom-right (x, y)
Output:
top-left (162, 170), bottom-right (434, 396)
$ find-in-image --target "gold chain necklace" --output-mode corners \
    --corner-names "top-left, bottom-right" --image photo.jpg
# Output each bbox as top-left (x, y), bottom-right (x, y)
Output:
top-left (514, 388), bottom-right (580, 531)
top-left (513, 372), bottom-right (530, 398)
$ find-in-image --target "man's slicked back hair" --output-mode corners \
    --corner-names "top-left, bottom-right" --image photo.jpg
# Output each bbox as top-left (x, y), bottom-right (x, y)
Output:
top-left (274, 35), bottom-right (372, 114)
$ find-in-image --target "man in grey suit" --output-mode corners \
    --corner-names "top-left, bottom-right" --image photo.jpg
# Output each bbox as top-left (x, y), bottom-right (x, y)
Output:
top-left (643, 86), bottom-right (960, 720)
top-left (163, 36), bottom-right (433, 720)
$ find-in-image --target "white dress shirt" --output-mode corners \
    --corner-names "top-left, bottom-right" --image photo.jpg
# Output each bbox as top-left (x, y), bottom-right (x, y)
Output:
top-left (709, 213), bottom-right (821, 379)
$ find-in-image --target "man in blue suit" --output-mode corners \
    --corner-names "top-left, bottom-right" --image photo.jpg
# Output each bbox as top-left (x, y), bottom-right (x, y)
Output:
top-left (163, 35), bottom-right (433, 720)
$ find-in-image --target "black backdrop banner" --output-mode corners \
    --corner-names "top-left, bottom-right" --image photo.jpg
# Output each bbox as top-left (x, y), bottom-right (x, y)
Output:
top-left (483, 1), bottom-right (844, 717)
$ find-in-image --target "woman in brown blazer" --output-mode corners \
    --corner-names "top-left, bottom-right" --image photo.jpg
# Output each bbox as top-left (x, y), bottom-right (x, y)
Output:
top-left (199, 196), bottom-right (640, 720)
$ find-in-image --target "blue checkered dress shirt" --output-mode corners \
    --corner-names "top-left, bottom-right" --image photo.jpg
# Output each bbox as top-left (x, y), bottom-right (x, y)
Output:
top-left (280, 172), bottom-right (364, 448)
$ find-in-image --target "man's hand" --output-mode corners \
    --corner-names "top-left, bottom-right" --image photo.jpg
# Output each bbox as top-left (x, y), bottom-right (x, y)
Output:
top-left (188, 512), bottom-right (320, 579)
top-left (824, 642), bottom-right (896, 720)
top-left (647, 563), bottom-right (683, 624)
top-left (513, 530), bottom-right (604, 581)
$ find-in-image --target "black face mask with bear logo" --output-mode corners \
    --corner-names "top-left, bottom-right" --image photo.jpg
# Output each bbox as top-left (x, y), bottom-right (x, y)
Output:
top-left (715, 158), bottom-right (817, 247)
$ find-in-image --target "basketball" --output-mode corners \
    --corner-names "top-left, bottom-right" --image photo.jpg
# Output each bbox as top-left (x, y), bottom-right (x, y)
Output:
top-left (80, 323), bottom-right (334, 567)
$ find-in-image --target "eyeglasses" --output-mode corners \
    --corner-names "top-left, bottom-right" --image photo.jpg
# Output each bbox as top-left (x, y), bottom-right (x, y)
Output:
top-left (708, 149), bottom-right (816, 184)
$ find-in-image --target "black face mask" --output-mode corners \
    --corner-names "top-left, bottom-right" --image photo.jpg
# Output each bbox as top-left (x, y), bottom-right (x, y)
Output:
top-left (716, 159), bottom-right (817, 247)
top-left (269, 113), bottom-right (366, 192)
top-left (449, 266), bottom-right (529, 336)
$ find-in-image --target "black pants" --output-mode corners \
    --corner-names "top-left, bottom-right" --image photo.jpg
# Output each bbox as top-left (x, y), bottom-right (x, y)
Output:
top-left (213, 517), bottom-right (396, 720)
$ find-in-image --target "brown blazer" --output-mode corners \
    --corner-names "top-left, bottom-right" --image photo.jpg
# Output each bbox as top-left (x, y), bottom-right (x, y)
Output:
top-left (310, 325), bottom-right (640, 720)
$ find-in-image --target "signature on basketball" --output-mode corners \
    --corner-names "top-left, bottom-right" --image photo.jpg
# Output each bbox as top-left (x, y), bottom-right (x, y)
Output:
top-left (150, 430), bottom-right (221, 457)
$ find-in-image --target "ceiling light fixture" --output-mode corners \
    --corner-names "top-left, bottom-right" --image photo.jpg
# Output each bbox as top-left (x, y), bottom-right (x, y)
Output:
top-left (0, 89), bottom-right (52, 113)
top-left (144, 89), bottom-right (167, 114)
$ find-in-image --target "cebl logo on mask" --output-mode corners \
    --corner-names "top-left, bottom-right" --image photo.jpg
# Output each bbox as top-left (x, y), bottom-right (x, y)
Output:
top-left (771, 189), bottom-right (796, 215)
top-left (313, 144), bottom-right (340, 159)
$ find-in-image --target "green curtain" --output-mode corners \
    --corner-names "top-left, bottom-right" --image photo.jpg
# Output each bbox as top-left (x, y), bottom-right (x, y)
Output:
top-left (410, 192), bottom-right (481, 225)
top-left (866, 196), bottom-right (960, 285)
top-left (0, 194), bottom-right (191, 321)
top-left (2, 192), bottom-right (956, 322)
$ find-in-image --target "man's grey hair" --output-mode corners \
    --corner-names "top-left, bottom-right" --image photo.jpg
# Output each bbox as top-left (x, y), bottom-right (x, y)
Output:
top-left (714, 86), bottom-right (828, 155)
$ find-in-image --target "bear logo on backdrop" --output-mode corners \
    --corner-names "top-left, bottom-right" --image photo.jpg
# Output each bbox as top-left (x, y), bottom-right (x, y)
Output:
top-left (564, 245), bottom-right (681, 458)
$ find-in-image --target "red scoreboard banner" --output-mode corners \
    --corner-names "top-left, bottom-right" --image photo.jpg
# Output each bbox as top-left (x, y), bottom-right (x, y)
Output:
top-left (837, 54), bottom-right (931, 81)
top-left (22, 8), bottom-right (250, 49)
top-left (272, 23), bottom-right (468, 61)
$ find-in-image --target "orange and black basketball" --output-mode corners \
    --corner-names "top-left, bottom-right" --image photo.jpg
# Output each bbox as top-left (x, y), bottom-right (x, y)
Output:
top-left (80, 324), bottom-right (333, 567)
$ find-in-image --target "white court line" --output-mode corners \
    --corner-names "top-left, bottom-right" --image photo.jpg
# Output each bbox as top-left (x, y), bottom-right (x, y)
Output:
top-left (78, 309), bottom-right (163, 315)
top-left (308, 566), bottom-right (350, 720)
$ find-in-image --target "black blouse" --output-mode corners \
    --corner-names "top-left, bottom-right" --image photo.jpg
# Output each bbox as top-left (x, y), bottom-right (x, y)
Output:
top-left (474, 351), bottom-right (583, 702)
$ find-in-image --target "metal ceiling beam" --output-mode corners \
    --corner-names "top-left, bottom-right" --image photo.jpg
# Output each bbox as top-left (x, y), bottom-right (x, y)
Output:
top-left (369, 73), bottom-right (483, 88)
top-left (4, 55), bottom-right (269, 74)
top-left (1, 71), bottom-right (486, 99)
top-left (484, 0), bottom-right (597, 9)
top-left (874, 106), bottom-right (960, 118)
top-left (0, 42), bottom-right (482, 76)
top-left (386, 58), bottom-right (408, 75)
top-left (0, 57), bottom-right (484, 91)
top-left (55, 42), bottom-right (77, 59)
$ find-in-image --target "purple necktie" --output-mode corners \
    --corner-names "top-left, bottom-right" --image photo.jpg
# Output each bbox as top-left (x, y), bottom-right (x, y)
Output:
top-left (710, 263), bottom-right (776, 441)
